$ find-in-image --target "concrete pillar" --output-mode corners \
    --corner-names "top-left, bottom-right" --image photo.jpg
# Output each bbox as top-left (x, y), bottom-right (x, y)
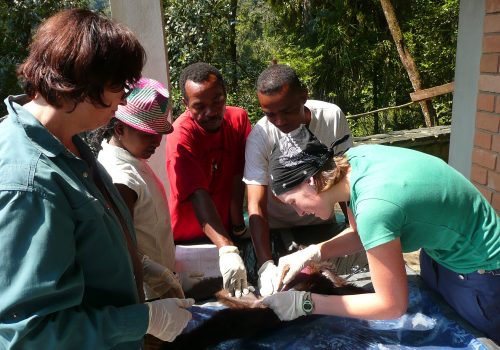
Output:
top-left (448, 0), bottom-right (485, 178)
top-left (109, 0), bottom-right (171, 191)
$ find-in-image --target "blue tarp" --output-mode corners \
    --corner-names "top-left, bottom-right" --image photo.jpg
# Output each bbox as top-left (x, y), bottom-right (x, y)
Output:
top-left (185, 278), bottom-right (488, 349)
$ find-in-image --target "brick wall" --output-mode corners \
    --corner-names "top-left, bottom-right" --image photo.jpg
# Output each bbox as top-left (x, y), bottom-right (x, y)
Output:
top-left (472, 0), bottom-right (500, 211)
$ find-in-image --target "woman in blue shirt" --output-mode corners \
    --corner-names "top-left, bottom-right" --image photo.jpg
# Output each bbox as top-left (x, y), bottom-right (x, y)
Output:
top-left (262, 125), bottom-right (499, 342)
top-left (0, 9), bottom-right (192, 349)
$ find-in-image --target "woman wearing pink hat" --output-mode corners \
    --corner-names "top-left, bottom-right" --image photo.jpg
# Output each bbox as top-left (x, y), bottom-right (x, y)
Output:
top-left (97, 78), bottom-right (184, 299)
top-left (97, 77), bottom-right (193, 349)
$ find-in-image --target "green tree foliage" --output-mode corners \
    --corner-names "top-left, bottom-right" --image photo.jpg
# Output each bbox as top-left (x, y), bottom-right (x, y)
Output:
top-left (0, 0), bottom-right (106, 116)
top-left (266, 0), bottom-right (459, 135)
top-left (164, 0), bottom-right (234, 116)
top-left (164, 0), bottom-right (458, 135)
top-left (1, 0), bottom-right (458, 137)
top-left (403, 0), bottom-right (458, 125)
top-left (163, 0), bottom-right (273, 122)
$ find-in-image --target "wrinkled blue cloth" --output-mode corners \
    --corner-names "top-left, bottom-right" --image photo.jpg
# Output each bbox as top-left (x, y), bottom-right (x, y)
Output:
top-left (186, 278), bottom-right (489, 349)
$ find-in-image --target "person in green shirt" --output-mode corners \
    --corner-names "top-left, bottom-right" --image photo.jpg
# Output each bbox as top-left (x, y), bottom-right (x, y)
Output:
top-left (262, 125), bottom-right (499, 342)
top-left (0, 9), bottom-right (193, 349)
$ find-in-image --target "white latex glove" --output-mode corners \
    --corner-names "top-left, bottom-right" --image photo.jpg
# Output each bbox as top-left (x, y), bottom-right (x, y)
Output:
top-left (219, 245), bottom-right (249, 298)
top-left (258, 260), bottom-right (279, 297)
top-left (276, 244), bottom-right (322, 286)
top-left (142, 255), bottom-right (185, 299)
top-left (262, 290), bottom-right (311, 321)
top-left (146, 298), bottom-right (194, 342)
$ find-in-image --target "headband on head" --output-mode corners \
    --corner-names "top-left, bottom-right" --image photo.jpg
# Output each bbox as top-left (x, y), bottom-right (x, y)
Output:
top-left (269, 125), bottom-right (350, 195)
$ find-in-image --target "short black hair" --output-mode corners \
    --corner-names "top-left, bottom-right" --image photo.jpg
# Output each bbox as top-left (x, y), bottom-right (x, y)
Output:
top-left (256, 64), bottom-right (304, 95)
top-left (179, 62), bottom-right (226, 101)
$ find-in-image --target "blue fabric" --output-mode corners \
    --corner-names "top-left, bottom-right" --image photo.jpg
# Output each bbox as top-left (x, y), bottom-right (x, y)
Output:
top-left (0, 96), bottom-right (148, 350)
top-left (187, 278), bottom-right (490, 349)
top-left (420, 249), bottom-right (500, 343)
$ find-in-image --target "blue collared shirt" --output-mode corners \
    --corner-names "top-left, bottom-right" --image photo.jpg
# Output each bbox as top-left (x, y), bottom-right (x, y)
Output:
top-left (0, 96), bottom-right (148, 349)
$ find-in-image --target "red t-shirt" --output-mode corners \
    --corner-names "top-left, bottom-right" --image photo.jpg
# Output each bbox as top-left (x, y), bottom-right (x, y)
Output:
top-left (166, 106), bottom-right (251, 241)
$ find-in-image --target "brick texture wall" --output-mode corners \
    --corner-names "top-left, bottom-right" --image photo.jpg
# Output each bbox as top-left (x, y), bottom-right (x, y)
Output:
top-left (472, 0), bottom-right (500, 212)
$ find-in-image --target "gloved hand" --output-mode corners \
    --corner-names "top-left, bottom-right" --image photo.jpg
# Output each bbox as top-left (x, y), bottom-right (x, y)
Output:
top-left (262, 290), bottom-right (312, 321)
top-left (219, 245), bottom-right (249, 298)
top-left (276, 244), bottom-right (322, 286)
top-left (258, 260), bottom-right (279, 297)
top-left (142, 255), bottom-right (185, 299)
top-left (146, 298), bottom-right (194, 342)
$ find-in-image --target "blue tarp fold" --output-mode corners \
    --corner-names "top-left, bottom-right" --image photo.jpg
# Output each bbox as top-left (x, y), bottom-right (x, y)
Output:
top-left (185, 278), bottom-right (488, 349)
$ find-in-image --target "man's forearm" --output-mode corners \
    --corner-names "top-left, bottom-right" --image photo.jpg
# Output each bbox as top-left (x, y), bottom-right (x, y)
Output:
top-left (247, 184), bottom-right (274, 266)
top-left (248, 213), bottom-right (273, 266)
top-left (230, 175), bottom-right (245, 226)
top-left (190, 189), bottom-right (233, 248)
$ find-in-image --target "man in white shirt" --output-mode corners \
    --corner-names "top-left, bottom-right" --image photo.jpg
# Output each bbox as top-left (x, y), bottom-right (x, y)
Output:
top-left (244, 64), bottom-right (363, 296)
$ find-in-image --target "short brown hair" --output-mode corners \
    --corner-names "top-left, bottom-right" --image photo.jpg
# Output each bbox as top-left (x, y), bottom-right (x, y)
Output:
top-left (312, 156), bottom-right (350, 193)
top-left (18, 9), bottom-right (146, 108)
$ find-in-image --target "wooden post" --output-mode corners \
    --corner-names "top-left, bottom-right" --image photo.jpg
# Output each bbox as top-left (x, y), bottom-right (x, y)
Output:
top-left (380, 0), bottom-right (436, 127)
top-left (410, 82), bottom-right (454, 102)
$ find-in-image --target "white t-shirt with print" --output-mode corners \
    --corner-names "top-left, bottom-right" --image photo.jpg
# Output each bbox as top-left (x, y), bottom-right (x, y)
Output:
top-left (243, 100), bottom-right (352, 228)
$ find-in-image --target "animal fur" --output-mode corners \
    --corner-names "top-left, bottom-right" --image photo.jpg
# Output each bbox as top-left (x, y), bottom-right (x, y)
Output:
top-left (161, 263), bottom-right (370, 350)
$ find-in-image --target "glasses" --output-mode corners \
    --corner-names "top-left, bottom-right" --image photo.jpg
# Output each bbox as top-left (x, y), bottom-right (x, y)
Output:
top-left (107, 82), bottom-right (134, 99)
top-left (123, 83), bottom-right (134, 99)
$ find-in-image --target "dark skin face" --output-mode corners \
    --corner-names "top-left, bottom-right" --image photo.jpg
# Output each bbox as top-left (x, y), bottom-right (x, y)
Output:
top-left (112, 122), bottom-right (165, 159)
top-left (257, 84), bottom-right (311, 133)
top-left (183, 74), bottom-right (226, 132)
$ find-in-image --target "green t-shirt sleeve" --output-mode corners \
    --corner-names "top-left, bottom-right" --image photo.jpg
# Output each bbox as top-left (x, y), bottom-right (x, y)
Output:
top-left (354, 198), bottom-right (405, 250)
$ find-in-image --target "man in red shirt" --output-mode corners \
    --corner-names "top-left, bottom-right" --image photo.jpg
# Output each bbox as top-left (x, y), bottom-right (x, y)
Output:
top-left (166, 62), bottom-right (251, 297)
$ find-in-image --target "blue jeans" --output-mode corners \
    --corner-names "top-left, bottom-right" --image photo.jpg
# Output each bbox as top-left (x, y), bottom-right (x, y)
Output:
top-left (420, 250), bottom-right (500, 343)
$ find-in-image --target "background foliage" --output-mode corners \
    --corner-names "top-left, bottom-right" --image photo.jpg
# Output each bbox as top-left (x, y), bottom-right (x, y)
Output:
top-left (164, 0), bottom-right (458, 135)
top-left (0, 0), bottom-right (459, 136)
top-left (0, 0), bottom-right (107, 115)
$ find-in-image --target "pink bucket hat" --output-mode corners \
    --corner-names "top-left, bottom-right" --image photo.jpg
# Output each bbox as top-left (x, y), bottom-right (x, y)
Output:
top-left (115, 77), bottom-right (173, 135)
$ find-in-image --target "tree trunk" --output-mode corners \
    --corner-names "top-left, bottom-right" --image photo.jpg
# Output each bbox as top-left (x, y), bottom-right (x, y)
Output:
top-left (379, 0), bottom-right (435, 127)
top-left (373, 62), bottom-right (379, 134)
top-left (229, 0), bottom-right (238, 90)
top-left (302, 0), bottom-right (311, 24)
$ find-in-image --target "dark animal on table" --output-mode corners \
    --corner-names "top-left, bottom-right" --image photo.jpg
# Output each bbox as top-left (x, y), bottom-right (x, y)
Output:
top-left (160, 263), bottom-right (371, 350)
